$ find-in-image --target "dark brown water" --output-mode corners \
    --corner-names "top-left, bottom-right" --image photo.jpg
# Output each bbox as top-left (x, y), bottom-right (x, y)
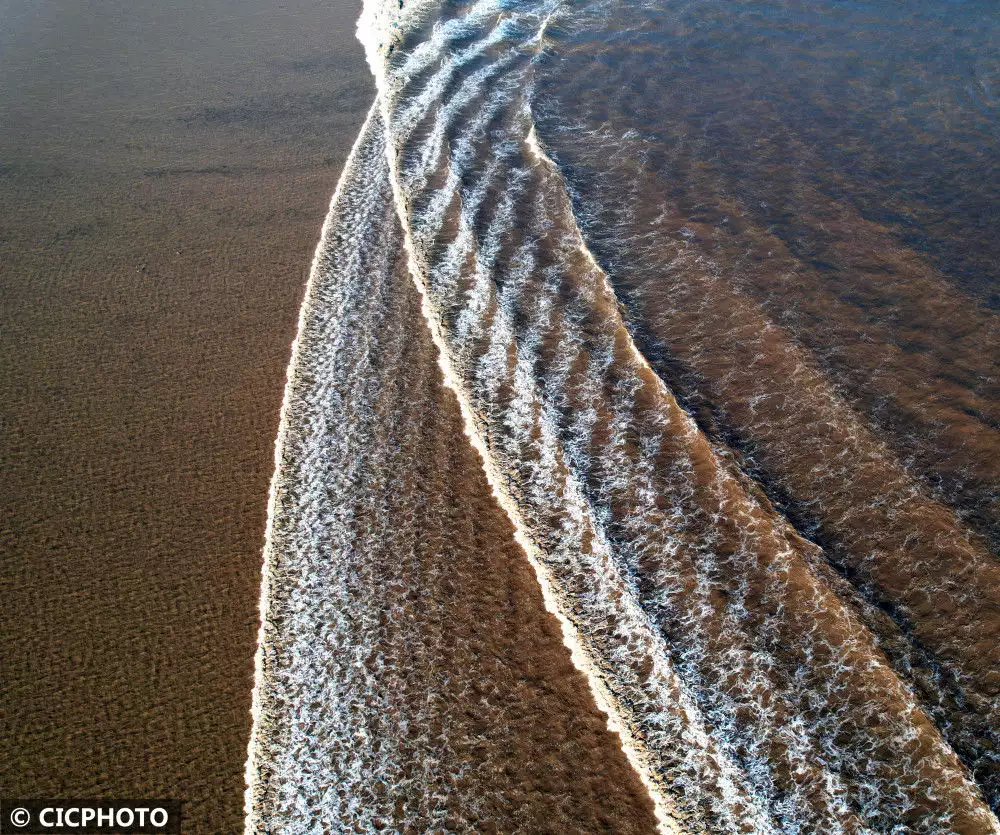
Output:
top-left (532, 0), bottom-right (1000, 822)
top-left (0, 1), bottom-right (372, 831)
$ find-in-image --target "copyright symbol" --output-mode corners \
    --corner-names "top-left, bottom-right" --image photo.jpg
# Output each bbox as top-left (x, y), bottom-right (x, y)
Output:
top-left (10, 807), bottom-right (30, 827)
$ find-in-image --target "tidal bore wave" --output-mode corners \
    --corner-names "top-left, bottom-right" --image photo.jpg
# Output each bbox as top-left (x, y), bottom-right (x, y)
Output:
top-left (245, 0), bottom-right (1000, 831)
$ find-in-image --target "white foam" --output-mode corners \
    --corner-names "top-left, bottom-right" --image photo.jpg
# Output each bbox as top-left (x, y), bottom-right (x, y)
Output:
top-left (249, 0), bottom-right (1000, 830)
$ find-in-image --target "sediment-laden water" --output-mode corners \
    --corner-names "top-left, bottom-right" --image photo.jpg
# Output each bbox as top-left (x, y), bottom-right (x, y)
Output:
top-left (246, 1), bottom-right (1000, 832)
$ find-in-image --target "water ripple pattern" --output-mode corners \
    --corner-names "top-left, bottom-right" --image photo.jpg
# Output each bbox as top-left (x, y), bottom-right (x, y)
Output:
top-left (247, 0), bottom-right (1000, 832)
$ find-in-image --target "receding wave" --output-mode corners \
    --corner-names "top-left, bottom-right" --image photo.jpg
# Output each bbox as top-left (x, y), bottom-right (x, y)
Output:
top-left (246, 0), bottom-right (1000, 832)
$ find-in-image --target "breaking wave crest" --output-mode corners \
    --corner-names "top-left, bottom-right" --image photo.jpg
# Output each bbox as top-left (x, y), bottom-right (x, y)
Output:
top-left (246, 0), bottom-right (1000, 832)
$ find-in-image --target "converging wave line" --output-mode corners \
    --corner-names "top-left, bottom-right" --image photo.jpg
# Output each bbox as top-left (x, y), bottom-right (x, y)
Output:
top-left (357, 0), bottom-right (1000, 830)
top-left (247, 0), bottom-right (1000, 830)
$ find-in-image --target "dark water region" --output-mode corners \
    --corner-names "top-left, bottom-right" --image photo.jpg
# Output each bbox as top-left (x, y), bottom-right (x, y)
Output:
top-left (539, 0), bottom-right (1000, 301)
top-left (534, 0), bottom-right (1000, 540)
top-left (531, 0), bottom-right (1000, 819)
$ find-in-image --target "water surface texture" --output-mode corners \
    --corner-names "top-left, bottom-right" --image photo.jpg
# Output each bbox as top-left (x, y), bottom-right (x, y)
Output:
top-left (247, 0), bottom-right (1000, 831)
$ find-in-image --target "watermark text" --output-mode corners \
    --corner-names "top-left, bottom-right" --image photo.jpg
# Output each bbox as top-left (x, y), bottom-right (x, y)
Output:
top-left (1, 800), bottom-right (181, 834)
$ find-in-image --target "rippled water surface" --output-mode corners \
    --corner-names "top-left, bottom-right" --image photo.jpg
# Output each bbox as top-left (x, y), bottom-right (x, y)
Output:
top-left (246, 1), bottom-right (1000, 831)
